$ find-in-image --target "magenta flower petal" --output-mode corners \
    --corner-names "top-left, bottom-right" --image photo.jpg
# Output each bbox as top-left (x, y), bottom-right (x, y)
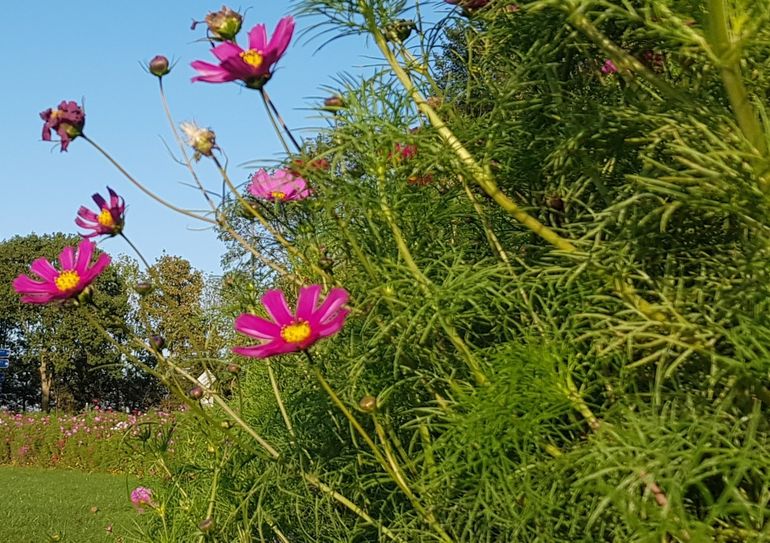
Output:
top-left (75, 238), bottom-right (94, 272)
top-left (315, 311), bottom-right (349, 337)
top-left (248, 24), bottom-right (268, 51)
top-left (265, 17), bottom-right (294, 64)
top-left (79, 253), bottom-right (111, 285)
top-left (296, 285), bottom-right (322, 321)
top-left (314, 288), bottom-right (350, 324)
top-left (211, 41), bottom-right (243, 62)
top-left (29, 258), bottom-right (59, 282)
top-left (234, 314), bottom-right (281, 339)
top-left (59, 246), bottom-right (75, 269)
top-left (261, 290), bottom-right (294, 324)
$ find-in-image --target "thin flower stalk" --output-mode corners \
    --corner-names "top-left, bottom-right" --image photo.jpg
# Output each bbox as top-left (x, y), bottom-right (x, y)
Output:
top-left (267, 360), bottom-right (295, 438)
top-left (261, 88), bottom-right (302, 153)
top-left (81, 135), bottom-right (216, 225)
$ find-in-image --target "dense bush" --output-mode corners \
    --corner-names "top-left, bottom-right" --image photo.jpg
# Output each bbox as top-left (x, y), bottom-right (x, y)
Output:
top-left (19, 1), bottom-right (770, 542)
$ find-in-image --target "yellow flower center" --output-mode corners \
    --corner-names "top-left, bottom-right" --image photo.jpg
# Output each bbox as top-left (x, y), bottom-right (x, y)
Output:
top-left (280, 321), bottom-right (312, 343)
top-left (97, 208), bottom-right (114, 227)
top-left (240, 49), bottom-right (264, 68)
top-left (55, 270), bottom-right (80, 292)
top-left (270, 191), bottom-right (286, 201)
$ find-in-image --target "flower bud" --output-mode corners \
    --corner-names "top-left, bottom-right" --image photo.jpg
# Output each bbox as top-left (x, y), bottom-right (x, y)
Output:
top-left (226, 363), bottom-right (241, 374)
top-left (190, 386), bottom-right (204, 400)
top-left (359, 395), bottom-right (377, 413)
top-left (150, 336), bottom-right (165, 351)
top-left (134, 282), bottom-right (153, 296)
top-left (322, 96), bottom-right (345, 112)
top-left (220, 420), bottom-right (232, 429)
top-left (149, 55), bottom-right (170, 77)
top-left (384, 19), bottom-right (417, 43)
top-left (204, 6), bottom-right (243, 41)
top-left (198, 517), bottom-right (216, 533)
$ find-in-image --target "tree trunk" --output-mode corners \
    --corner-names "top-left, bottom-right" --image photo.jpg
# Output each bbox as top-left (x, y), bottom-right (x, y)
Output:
top-left (39, 354), bottom-right (52, 413)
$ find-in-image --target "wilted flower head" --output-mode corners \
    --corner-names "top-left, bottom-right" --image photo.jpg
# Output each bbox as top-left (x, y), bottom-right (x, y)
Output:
top-left (233, 285), bottom-right (349, 359)
top-left (130, 487), bottom-right (154, 512)
top-left (40, 100), bottom-right (85, 152)
top-left (288, 157), bottom-right (330, 176)
top-left (601, 59), bottom-right (618, 75)
top-left (148, 55), bottom-right (170, 77)
top-left (75, 187), bottom-right (126, 238)
top-left (13, 239), bottom-right (111, 304)
top-left (200, 5), bottom-right (243, 41)
top-left (248, 168), bottom-right (311, 202)
top-left (191, 16), bottom-right (294, 90)
top-left (180, 121), bottom-right (216, 160)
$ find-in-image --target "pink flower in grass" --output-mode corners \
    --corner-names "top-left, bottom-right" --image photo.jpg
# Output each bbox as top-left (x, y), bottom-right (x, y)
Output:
top-left (130, 487), bottom-right (154, 512)
top-left (601, 59), bottom-right (618, 75)
top-left (248, 168), bottom-right (310, 202)
top-left (191, 16), bottom-right (295, 90)
top-left (40, 100), bottom-right (85, 152)
top-left (75, 187), bottom-right (126, 238)
top-left (13, 240), bottom-right (110, 304)
top-left (233, 285), bottom-right (349, 359)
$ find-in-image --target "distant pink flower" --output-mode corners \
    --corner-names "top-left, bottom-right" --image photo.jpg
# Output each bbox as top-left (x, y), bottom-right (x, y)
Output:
top-left (390, 143), bottom-right (417, 162)
top-left (191, 16), bottom-right (295, 89)
top-left (233, 285), bottom-right (350, 359)
top-left (601, 59), bottom-right (618, 75)
top-left (12, 240), bottom-right (111, 304)
top-left (130, 487), bottom-right (154, 512)
top-left (40, 100), bottom-right (85, 152)
top-left (248, 168), bottom-right (310, 202)
top-left (75, 187), bottom-right (126, 238)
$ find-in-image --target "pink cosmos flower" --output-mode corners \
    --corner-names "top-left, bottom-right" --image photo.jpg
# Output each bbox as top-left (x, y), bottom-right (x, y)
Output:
top-left (75, 187), bottom-right (126, 238)
top-left (233, 285), bottom-right (350, 359)
top-left (191, 16), bottom-right (295, 89)
top-left (12, 240), bottom-right (111, 304)
top-left (248, 168), bottom-right (311, 202)
top-left (390, 143), bottom-right (417, 162)
top-left (130, 487), bottom-right (154, 512)
top-left (601, 59), bottom-right (618, 75)
top-left (40, 100), bottom-right (85, 152)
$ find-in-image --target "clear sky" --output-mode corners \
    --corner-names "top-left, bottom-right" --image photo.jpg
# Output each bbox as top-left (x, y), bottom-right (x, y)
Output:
top-left (0, 1), bottom-right (441, 274)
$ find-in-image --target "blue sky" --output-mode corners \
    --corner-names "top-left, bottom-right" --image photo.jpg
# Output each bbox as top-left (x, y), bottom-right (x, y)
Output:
top-left (0, 2), bottom-right (443, 274)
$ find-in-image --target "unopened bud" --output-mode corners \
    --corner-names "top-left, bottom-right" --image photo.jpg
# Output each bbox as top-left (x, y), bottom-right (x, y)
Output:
top-left (425, 96), bottom-right (443, 109)
top-left (322, 96), bottom-right (345, 112)
top-left (148, 55), bottom-right (170, 77)
top-left (150, 335), bottom-right (165, 351)
top-left (134, 282), bottom-right (153, 296)
top-left (202, 6), bottom-right (242, 41)
top-left (198, 517), bottom-right (216, 533)
top-left (384, 19), bottom-right (416, 42)
top-left (190, 386), bottom-right (204, 400)
top-left (220, 420), bottom-right (232, 429)
top-left (359, 395), bottom-right (377, 413)
top-left (226, 363), bottom-right (241, 374)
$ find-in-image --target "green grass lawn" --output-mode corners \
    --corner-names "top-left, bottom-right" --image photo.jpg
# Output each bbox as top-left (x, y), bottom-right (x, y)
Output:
top-left (0, 466), bottom-right (146, 543)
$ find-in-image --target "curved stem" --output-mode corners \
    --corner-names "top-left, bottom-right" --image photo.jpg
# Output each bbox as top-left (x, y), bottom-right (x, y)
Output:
top-left (363, 6), bottom-right (576, 253)
top-left (119, 232), bottom-right (152, 271)
top-left (82, 135), bottom-right (216, 225)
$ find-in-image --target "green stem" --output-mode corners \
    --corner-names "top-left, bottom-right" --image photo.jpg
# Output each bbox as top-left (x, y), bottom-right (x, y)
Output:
top-left (119, 232), bottom-right (152, 272)
top-left (363, 6), bottom-right (576, 253)
top-left (267, 360), bottom-right (295, 439)
top-left (707, 0), bottom-right (768, 189)
top-left (259, 89), bottom-right (293, 155)
top-left (262, 89), bottom-right (303, 152)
